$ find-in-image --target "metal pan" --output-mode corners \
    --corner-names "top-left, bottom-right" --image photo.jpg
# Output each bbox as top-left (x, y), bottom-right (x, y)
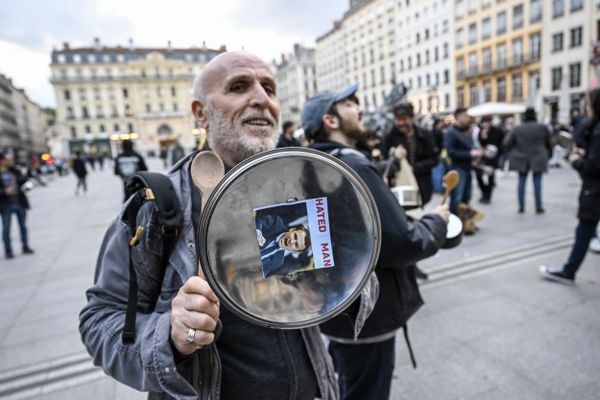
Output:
top-left (197, 148), bottom-right (381, 329)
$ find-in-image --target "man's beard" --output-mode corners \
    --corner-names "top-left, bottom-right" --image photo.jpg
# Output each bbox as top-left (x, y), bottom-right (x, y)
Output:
top-left (205, 103), bottom-right (278, 165)
top-left (338, 115), bottom-right (366, 141)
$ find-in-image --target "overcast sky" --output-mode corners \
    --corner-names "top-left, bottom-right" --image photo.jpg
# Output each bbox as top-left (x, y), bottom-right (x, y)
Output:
top-left (0, 0), bottom-right (347, 107)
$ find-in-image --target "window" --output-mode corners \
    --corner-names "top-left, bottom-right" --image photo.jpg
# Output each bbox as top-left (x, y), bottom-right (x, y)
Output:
top-left (457, 86), bottom-right (465, 108)
top-left (70, 126), bottom-right (77, 137)
top-left (67, 106), bottom-right (74, 119)
top-left (552, 32), bottom-right (564, 52)
top-left (82, 106), bottom-right (89, 119)
top-left (468, 23), bottom-right (477, 44)
top-left (171, 86), bottom-right (176, 96)
top-left (425, 50), bottom-right (430, 64)
top-left (529, 33), bottom-right (541, 60)
top-left (497, 43), bottom-right (507, 68)
top-left (417, 54), bottom-right (421, 66)
top-left (512, 73), bottom-right (522, 99)
top-left (497, 11), bottom-right (507, 34)
top-left (79, 88), bottom-right (86, 101)
top-left (64, 90), bottom-right (71, 101)
top-left (445, 93), bottom-right (450, 108)
top-left (470, 83), bottom-right (479, 105)
top-left (128, 123), bottom-right (134, 133)
top-left (443, 43), bottom-right (449, 58)
top-left (551, 67), bottom-right (562, 90)
top-left (173, 102), bottom-right (178, 111)
top-left (145, 103), bottom-right (151, 112)
top-left (569, 62), bottom-right (581, 87)
top-left (380, 66), bottom-right (386, 84)
top-left (456, 0), bottom-right (465, 18)
top-left (482, 48), bottom-right (492, 71)
top-left (100, 124), bottom-right (105, 132)
top-left (513, 5), bottom-right (524, 29)
top-left (469, 52), bottom-right (478, 73)
top-left (571, 0), bottom-right (583, 11)
top-left (570, 26), bottom-right (583, 47)
top-left (553, 0), bottom-right (564, 17)
top-left (444, 69), bottom-right (450, 84)
top-left (483, 80), bottom-right (492, 102)
top-left (123, 88), bottom-right (128, 98)
top-left (482, 17), bottom-right (492, 39)
top-left (416, 33), bottom-right (421, 43)
top-left (530, 0), bottom-right (542, 22)
top-left (434, 46), bottom-right (439, 61)
top-left (114, 123), bottom-right (120, 132)
top-left (497, 77), bottom-right (507, 101)
top-left (512, 39), bottom-right (523, 65)
top-left (457, 57), bottom-right (465, 74)
top-left (468, 0), bottom-right (478, 14)
top-left (456, 28), bottom-right (465, 48)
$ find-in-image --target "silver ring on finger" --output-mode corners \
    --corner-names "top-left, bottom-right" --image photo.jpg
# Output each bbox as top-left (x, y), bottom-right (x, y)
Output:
top-left (186, 328), bottom-right (196, 344)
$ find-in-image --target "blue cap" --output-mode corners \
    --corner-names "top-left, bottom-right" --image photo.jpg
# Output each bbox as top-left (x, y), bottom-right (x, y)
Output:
top-left (301, 83), bottom-right (359, 135)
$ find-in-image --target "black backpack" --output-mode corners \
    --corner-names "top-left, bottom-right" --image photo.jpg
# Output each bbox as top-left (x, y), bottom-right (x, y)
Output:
top-left (121, 171), bottom-right (184, 344)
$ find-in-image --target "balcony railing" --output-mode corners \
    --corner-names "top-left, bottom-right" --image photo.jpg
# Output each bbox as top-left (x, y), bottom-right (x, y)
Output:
top-left (457, 54), bottom-right (541, 80)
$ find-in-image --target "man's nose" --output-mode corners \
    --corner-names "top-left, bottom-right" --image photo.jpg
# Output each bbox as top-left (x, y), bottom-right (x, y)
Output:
top-left (248, 83), bottom-right (270, 108)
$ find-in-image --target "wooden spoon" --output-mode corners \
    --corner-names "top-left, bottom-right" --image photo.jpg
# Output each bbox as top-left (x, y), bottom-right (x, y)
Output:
top-left (441, 171), bottom-right (460, 206)
top-left (191, 150), bottom-right (225, 212)
top-left (190, 150), bottom-right (225, 278)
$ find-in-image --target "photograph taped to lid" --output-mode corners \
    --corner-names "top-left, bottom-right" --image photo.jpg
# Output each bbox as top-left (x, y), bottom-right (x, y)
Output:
top-left (254, 197), bottom-right (334, 279)
top-left (198, 148), bottom-right (380, 328)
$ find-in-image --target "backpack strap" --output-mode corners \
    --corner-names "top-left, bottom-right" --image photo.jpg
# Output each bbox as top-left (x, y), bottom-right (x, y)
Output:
top-left (121, 172), bottom-right (183, 344)
top-left (402, 323), bottom-right (417, 369)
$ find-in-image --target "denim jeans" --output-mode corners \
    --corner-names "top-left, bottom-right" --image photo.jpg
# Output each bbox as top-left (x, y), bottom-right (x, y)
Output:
top-left (329, 336), bottom-right (396, 400)
top-left (563, 219), bottom-right (600, 278)
top-left (450, 167), bottom-right (472, 214)
top-left (518, 171), bottom-right (543, 211)
top-left (1, 202), bottom-right (29, 255)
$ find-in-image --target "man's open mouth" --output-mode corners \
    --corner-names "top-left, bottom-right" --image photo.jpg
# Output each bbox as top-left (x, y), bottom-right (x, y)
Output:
top-left (243, 118), bottom-right (273, 126)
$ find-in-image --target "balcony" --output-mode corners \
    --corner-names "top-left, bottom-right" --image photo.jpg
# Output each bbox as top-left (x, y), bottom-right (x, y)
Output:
top-left (457, 55), bottom-right (541, 81)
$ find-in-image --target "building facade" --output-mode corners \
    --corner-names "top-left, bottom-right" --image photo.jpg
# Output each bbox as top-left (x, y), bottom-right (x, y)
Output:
top-left (0, 74), bottom-right (48, 164)
top-left (454, 0), bottom-right (542, 109)
top-left (394, 0), bottom-right (455, 114)
top-left (541, 0), bottom-right (589, 124)
top-left (589, 1), bottom-right (600, 92)
top-left (273, 44), bottom-right (318, 126)
top-left (315, 21), bottom-right (348, 94)
top-left (50, 39), bottom-right (225, 157)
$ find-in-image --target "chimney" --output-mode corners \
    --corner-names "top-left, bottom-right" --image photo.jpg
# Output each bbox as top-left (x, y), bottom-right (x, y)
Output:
top-left (128, 38), bottom-right (134, 51)
top-left (202, 41), bottom-right (206, 49)
top-left (94, 37), bottom-right (101, 50)
top-left (63, 42), bottom-right (70, 50)
top-left (281, 53), bottom-right (285, 63)
top-left (294, 43), bottom-right (300, 55)
top-left (167, 40), bottom-right (172, 51)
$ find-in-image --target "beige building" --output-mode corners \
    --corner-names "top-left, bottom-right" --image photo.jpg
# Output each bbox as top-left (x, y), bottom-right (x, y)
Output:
top-left (454, 0), bottom-right (542, 109)
top-left (315, 21), bottom-right (348, 94)
top-left (273, 44), bottom-right (318, 126)
top-left (50, 39), bottom-right (225, 157)
top-left (590, 1), bottom-right (600, 90)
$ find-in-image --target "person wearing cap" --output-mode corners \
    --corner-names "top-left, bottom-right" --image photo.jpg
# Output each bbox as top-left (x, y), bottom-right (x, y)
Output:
top-left (277, 121), bottom-right (301, 147)
top-left (381, 102), bottom-right (439, 205)
top-left (302, 83), bottom-right (449, 400)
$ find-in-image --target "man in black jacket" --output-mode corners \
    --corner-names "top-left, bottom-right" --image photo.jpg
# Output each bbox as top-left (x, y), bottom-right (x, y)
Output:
top-left (0, 154), bottom-right (34, 259)
top-left (302, 83), bottom-right (449, 400)
top-left (114, 140), bottom-right (148, 201)
top-left (381, 103), bottom-right (439, 205)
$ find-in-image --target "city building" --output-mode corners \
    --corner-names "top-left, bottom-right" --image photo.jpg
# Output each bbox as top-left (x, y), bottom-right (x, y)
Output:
top-left (394, 0), bottom-right (455, 114)
top-left (273, 44), bottom-right (318, 126)
top-left (589, 1), bottom-right (600, 91)
top-left (343, 0), bottom-right (396, 111)
top-left (453, 0), bottom-right (542, 109)
top-left (315, 21), bottom-right (348, 94)
top-left (541, 0), bottom-right (589, 124)
top-left (49, 38), bottom-right (225, 157)
top-left (0, 73), bottom-right (48, 164)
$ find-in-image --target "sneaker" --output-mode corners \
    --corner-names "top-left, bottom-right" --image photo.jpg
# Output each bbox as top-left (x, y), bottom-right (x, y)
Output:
top-left (589, 238), bottom-right (600, 254)
top-left (23, 246), bottom-right (34, 255)
top-left (518, 207), bottom-right (524, 214)
top-left (536, 208), bottom-right (545, 214)
top-left (6, 252), bottom-right (14, 259)
top-left (539, 265), bottom-right (574, 285)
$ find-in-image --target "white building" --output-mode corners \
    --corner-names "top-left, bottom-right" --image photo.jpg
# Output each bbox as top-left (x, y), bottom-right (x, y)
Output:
top-left (273, 44), bottom-right (318, 126)
top-left (315, 21), bottom-right (348, 93)
top-left (540, 0), bottom-right (589, 124)
top-left (394, 0), bottom-right (454, 114)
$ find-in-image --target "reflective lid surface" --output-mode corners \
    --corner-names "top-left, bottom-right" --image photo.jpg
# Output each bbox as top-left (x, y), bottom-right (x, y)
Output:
top-left (198, 148), bottom-right (381, 328)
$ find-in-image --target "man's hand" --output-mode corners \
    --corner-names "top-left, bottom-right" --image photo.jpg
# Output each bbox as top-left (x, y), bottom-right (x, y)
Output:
top-left (470, 149), bottom-right (482, 159)
top-left (170, 276), bottom-right (220, 356)
top-left (568, 147), bottom-right (585, 164)
top-left (431, 202), bottom-right (450, 223)
top-left (393, 146), bottom-right (407, 160)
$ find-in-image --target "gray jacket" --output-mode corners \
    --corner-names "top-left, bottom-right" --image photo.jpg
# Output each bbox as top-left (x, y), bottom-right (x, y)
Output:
top-left (504, 122), bottom-right (552, 173)
top-left (79, 153), bottom-right (378, 399)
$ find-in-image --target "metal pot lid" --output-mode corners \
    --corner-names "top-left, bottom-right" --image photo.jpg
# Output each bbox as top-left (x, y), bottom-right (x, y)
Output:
top-left (198, 147), bottom-right (381, 329)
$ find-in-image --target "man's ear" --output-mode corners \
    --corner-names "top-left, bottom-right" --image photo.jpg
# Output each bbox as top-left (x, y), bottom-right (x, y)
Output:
top-left (192, 99), bottom-right (209, 129)
top-left (322, 114), bottom-right (338, 131)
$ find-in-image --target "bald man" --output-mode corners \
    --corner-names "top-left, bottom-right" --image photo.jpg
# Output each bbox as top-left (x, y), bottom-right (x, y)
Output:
top-left (79, 52), bottom-right (355, 400)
